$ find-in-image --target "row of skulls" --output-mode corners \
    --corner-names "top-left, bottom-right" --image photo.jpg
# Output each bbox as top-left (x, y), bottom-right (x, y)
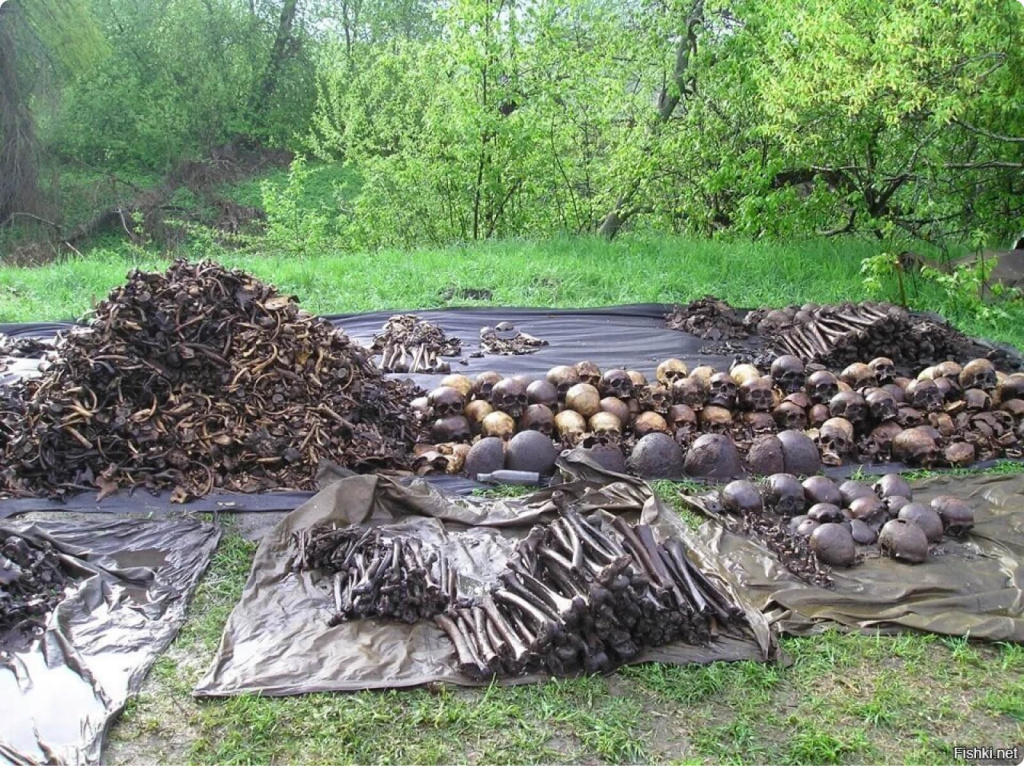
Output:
top-left (411, 355), bottom-right (1024, 471)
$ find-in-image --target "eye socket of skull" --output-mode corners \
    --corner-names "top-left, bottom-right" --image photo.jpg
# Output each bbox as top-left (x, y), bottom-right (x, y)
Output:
top-left (960, 359), bottom-right (997, 391)
top-left (708, 373), bottom-right (737, 406)
top-left (656, 358), bottom-right (689, 386)
top-left (866, 390), bottom-right (898, 421)
top-left (474, 371), bottom-right (503, 400)
top-left (428, 386), bottom-right (466, 417)
top-left (739, 379), bottom-right (774, 411)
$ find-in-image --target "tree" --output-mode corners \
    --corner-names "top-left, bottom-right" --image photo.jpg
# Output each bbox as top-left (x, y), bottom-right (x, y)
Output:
top-left (0, 0), bottom-right (104, 226)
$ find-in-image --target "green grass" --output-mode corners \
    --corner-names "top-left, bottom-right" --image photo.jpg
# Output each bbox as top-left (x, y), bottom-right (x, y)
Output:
top-left (2, 234), bottom-right (1022, 356)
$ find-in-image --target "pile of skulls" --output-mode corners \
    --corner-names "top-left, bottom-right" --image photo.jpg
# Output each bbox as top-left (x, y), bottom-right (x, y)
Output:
top-left (371, 315), bottom-right (462, 374)
top-left (0, 260), bottom-right (422, 500)
top-left (410, 356), bottom-right (1024, 482)
top-left (435, 509), bottom-right (746, 679)
top-left (1, 532), bottom-right (71, 644)
top-left (714, 473), bottom-right (974, 579)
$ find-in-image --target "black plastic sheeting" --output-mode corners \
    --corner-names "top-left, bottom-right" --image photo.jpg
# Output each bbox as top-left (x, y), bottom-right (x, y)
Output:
top-left (687, 472), bottom-right (1024, 642)
top-left (195, 459), bottom-right (776, 697)
top-left (1, 304), bottom-right (1021, 518)
top-left (0, 517), bottom-right (220, 765)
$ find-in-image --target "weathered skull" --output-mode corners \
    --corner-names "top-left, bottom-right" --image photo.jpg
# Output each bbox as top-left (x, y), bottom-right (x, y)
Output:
top-left (739, 377), bottom-right (775, 412)
top-left (905, 380), bottom-right (943, 413)
top-left (870, 421), bottom-right (903, 453)
top-left (767, 356), bottom-right (803, 395)
top-left (708, 373), bottom-right (738, 408)
top-left (600, 369), bottom-right (634, 400)
top-left (668, 404), bottom-right (698, 434)
top-left (769, 360), bottom-right (805, 398)
top-left (672, 377), bottom-right (706, 409)
top-left (519, 404), bottom-right (555, 436)
top-left (464, 400), bottom-right (494, 433)
top-left (897, 405), bottom-right (925, 428)
top-left (930, 411), bottom-right (956, 438)
top-left (656, 358), bottom-right (689, 387)
top-left (554, 409), bottom-right (587, 446)
top-left (829, 391), bottom-right (868, 427)
top-left (892, 427), bottom-right (939, 466)
top-left (868, 357), bottom-right (897, 384)
top-left (481, 411), bottom-right (516, 440)
top-left (599, 396), bottom-right (632, 424)
top-left (431, 415), bottom-right (472, 443)
top-left (743, 412), bottom-right (776, 433)
top-left (960, 359), bottom-right (997, 391)
top-left (773, 401), bottom-right (808, 431)
top-left (883, 383), bottom-right (906, 404)
top-left (1001, 398), bottom-right (1024, 419)
top-left (864, 388), bottom-right (898, 423)
top-left (643, 384), bottom-right (672, 414)
top-left (490, 378), bottom-right (529, 418)
top-left (999, 374), bottom-right (1024, 401)
top-left (440, 374), bottom-right (474, 399)
top-left (546, 366), bottom-right (580, 401)
top-left (699, 405), bottom-right (733, 433)
top-left (963, 388), bottom-right (992, 412)
top-left (410, 396), bottom-right (432, 421)
top-left (808, 403), bottom-right (831, 428)
top-left (818, 417), bottom-right (855, 464)
top-left (474, 371), bottom-right (503, 401)
top-left (840, 362), bottom-right (878, 391)
top-left (589, 411), bottom-right (623, 443)
top-left (627, 370), bottom-right (648, 388)
top-left (933, 361), bottom-right (963, 381)
top-left (428, 386), bottom-right (466, 418)
top-left (784, 391), bottom-right (812, 409)
top-left (730, 363), bottom-right (761, 388)
top-left (633, 411), bottom-right (669, 437)
top-left (806, 371), bottom-right (840, 405)
top-left (526, 380), bottom-right (558, 408)
top-left (932, 376), bottom-right (961, 403)
top-left (574, 360), bottom-right (603, 388)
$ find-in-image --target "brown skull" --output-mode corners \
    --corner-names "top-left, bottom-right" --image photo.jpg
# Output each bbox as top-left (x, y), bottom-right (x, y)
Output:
top-left (574, 360), bottom-right (603, 388)
top-left (868, 357), bottom-right (897, 384)
top-left (656, 358), bottom-right (689, 387)
top-left (428, 386), bottom-right (466, 418)
top-left (600, 369), bottom-right (634, 400)
top-left (708, 373), bottom-right (738, 409)
top-left (905, 379), bottom-right (943, 413)
top-left (963, 388), bottom-right (992, 412)
top-left (643, 384), bottom-right (672, 415)
top-left (960, 359), bottom-right (997, 391)
top-left (806, 371), bottom-right (839, 405)
top-left (672, 377), bottom-right (706, 409)
top-left (519, 404), bottom-right (555, 436)
top-left (473, 371), bottom-right (503, 400)
top-left (739, 377), bottom-right (775, 412)
top-left (864, 388), bottom-right (898, 422)
top-left (829, 391), bottom-right (868, 428)
top-left (491, 378), bottom-right (529, 418)
top-left (840, 362), bottom-right (878, 391)
top-left (773, 401), bottom-right (808, 431)
top-left (770, 355), bottom-right (805, 394)
top-left (546, 366), bottom-right (580, 401)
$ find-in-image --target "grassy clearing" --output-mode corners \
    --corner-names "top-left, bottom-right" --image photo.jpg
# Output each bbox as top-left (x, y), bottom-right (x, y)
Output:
top-left (1, 233), bottom-right (1022, 353)
top-left (107, 484), bottom-right (1024, 765)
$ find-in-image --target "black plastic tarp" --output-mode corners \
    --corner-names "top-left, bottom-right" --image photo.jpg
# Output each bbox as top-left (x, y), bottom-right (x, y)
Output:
top-left (0, 517), bottom-right (220, 765)
top-left (194, 461), bottom-right (777, 697)
top-left (685, 473), bottom-right (1024, 642)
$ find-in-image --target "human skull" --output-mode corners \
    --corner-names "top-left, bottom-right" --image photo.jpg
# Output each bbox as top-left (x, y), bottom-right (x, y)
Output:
top-left (699, 405), bottom-right (733, 434)
top-left (474, 371), bottom-right (503, 401)
top-left (668, 404), bottom-right (698, 435)
top-left (554, 410), bottom-right (587, 446)
top-left (963, 388), bottom-right (992, 412)
top-left (934, 361), bottom-right (963, 381)
top-left (427, 386), bottom-right (466, 418)
top-left (656, 358), bottom-right (689, 387)
top-left (868, 357), bottom-right (897, 384)
top-left (784, 391), bottom-right (812, 409)
top-left (688, 366), bottom-right (716, 392)
top-left (818, 417), bottom-right (855, 463)
top-left (999, 374), bottom-right (1024, 401)
top-left (730, 363), bottom-right (761, 388)
top-left (440, 374), bottom-right (474, 399)
top-left (870, 421), bottom-right (903, 453)
top-left (431, 415), bottom-right (472, 443)
top-left (519, 404), bottom-right (555, 436)
top-left (829, 391), bottom-right (868, 428)
top-left (960, 359), bottom-right (997, 391)
top-left (627, 370), bottom-right (648, 388)
top-left (892, 427), bottom-right (939, 466)
top-left (932, 377), bottom-right (961, 403)
top-left (708, 373), bottom-right (738, 408)
top-left (644, 384), bottom-right (672, 414)
top-left (743, 412), bottom-right (776, 433)
top-left (840, 362), bottom-right (878, 391)
top-left (574, 360), bottom-right (603, 388)
top-left (883, 383), bottom-right (905, 404)
top-left (808, 403), bottom-right (831, 428)
top-left (589, 411), bottom-right (623, 443)
top-left (490, 378), bottom-right (529, 418)
top-left (526, 380), bottom-right (558, 408)
top-left (805, 371), bottom-right (840, 405)
top-left (773, 401), bottom-right (808, 431)
top-left (739, 377), bottom-right (775, 412)
top-left (864, 388), bottom-right (898, 423)
top-left (905, 380), bottom-right (943, 413)
top-left (770, 355), bottom-right (806, 395)
top-left (599, 396), bottom-right (632, 425)
top-left (633, 411), bottom-right (669, 437)
top-left (897, 405), bottom-right (925, 428)
top-left (410, 396), bottom-right (432, 421)
top-left (464, 400), bottom-right (495, 433)
top-left (546, 366), bottom-right (580, 401)
top-left (672, 377), bottom-right (706, 409)
top-left (600, 369), bottom-right (634, 400)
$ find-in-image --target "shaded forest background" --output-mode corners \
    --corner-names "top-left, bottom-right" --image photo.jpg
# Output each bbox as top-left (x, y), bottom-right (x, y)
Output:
top-left (1, 0), bottom-right (1022, 258)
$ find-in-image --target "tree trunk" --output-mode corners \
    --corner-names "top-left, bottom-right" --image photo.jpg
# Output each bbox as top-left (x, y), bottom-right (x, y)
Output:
top-left (0, 5), bottom-right (41, 225)
top-left (254, 0), bottom-right (300, 108)
top-left (597, 0), bottom-right (705, 240)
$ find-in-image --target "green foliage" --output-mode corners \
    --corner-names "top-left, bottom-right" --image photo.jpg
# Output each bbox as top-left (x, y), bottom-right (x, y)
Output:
top-left (258, 156), bottom-right (331, 255)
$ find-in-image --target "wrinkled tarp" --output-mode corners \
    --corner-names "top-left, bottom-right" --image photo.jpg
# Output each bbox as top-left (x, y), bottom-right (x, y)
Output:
top-left (194, 460), bottom-right (777, 697)
top-left (0, 517), bottom-right (221, 765)
top-left (688, 473), bottom-right (1024, 642)
top-left (0, 304), bottom-right (1020, 517)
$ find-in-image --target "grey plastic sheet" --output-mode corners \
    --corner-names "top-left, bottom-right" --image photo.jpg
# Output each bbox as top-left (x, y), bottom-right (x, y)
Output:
top-left (688, 473), bottom-right (1024, 642)
top-left (0, 517), bottom-right (221, 765)
top-left (194, 461), bottom-right (777, 697)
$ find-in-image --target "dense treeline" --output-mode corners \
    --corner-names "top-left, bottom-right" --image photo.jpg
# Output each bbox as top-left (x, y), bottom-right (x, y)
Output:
top-left (2, 0), bottom-right (1022, 251)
